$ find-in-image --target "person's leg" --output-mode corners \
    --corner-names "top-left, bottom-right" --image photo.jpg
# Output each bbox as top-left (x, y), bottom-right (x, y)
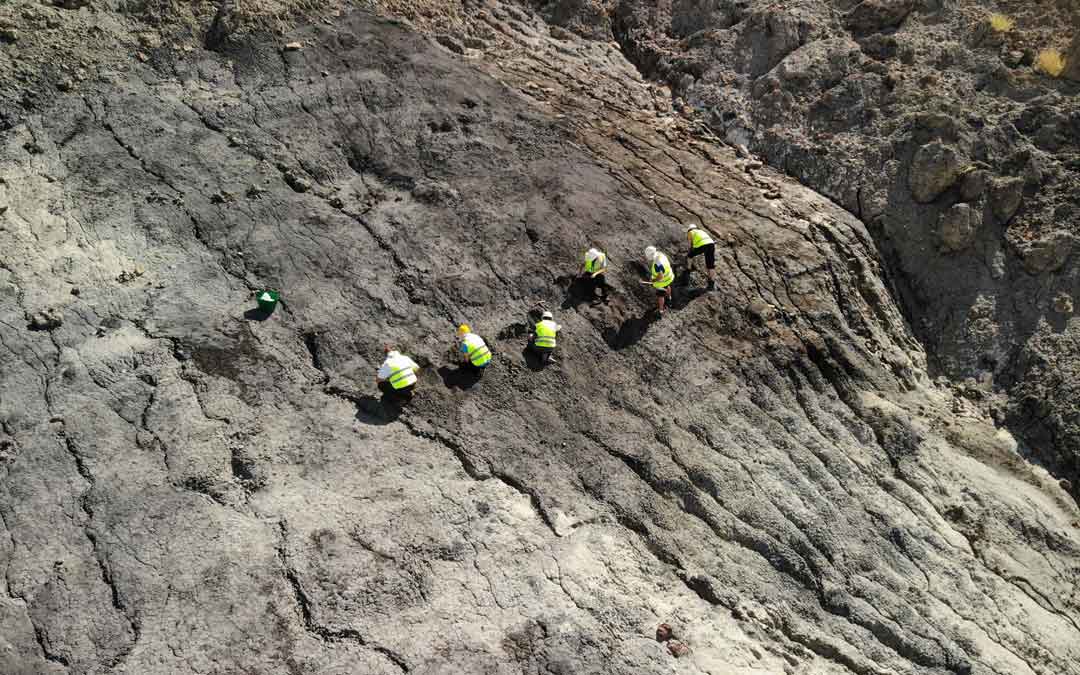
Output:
top-left (704, 244), bottom-right (716, 289)
top-left (597, 274), bottom-right (609, 300)
top-left (656, 288), bottom-right (667, 313)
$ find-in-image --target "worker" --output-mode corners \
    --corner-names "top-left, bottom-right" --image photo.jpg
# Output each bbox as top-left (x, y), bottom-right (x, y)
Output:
top-left (375, 345), bottom-right (420, 399)
top-left (456, 324), bottom-right (492, 370)
top-left (531, 310), bottom-right (561, 365)
top-left (580, 247), bottom-right (609, 301)
top-left (641, 246), bottom-right (675, 314)
top-left (685, 224), bottom-right (717, 290)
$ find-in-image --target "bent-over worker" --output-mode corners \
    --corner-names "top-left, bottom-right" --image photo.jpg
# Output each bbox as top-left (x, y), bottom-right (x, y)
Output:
top-left (581, 247), bottom-right (610, 301)
top-left (376, 346), bottom-right (420, 399)
top-left (531, 310), bottom-right (561, 365)
top-left (685, 225), bottom-right (717, 291)
top-left (456, 324), bottom-right (492, 370)
top-left (642, 246), bottom-right (675, 314)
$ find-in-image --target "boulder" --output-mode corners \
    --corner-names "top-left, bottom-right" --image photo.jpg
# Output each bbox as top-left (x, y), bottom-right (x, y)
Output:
top-left (1019, 231), bottom-right (1074, 274)
top-left (1064, 33), bottom-right (1080, 82)
top-left (989, 176), bottom-right (1023, 222)
top-left (27, 308), bottom-right (63, 331)
top-left (909, 141), bottom-right (965, 203)
top-left (845, 0), bottom-right (915, 34)
top-left (1052, 293), bottom-right (1073, 315)
top-left (938, 203), bottom-right (979, 252)
top-left (959, 169), bottom-right (989, 201)
top-left (775, 38), bottom-right (860, 91)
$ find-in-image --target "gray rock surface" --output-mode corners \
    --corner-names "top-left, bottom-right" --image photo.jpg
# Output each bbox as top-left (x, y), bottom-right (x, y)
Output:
top-left (0, 2), bottom-right (1078, 675)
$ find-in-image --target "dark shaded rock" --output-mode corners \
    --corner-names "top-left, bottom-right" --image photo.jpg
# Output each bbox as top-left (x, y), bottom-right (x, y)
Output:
top-left (958, 169), bottom-right (989, 201)
top-left (1052, 293), bottom-right (1074, 315)
top-left (655, 623), bottom-right (673, 642)
top-left (283, 171), bottom-right (312, 193)
top-left (988, 176), bottom-right (1023, 222)
top-left (436, 34), bottom-right (466, 54)
top-left (844, 0), bottom-right (914, 34)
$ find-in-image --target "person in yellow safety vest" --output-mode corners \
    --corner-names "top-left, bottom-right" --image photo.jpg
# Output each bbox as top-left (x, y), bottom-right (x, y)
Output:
top-left (375, 345), bottom-right (420, 398)
top-left (642, 246), bottom-right (675, 314)
top-left (531, 310), bottom-right (561, 365)
top-left (685, 224), bottom-right (717, 291)
top-left (581, 247), bottom-right (610, 301)
top-left (456, 324), bottom-right (492, 371)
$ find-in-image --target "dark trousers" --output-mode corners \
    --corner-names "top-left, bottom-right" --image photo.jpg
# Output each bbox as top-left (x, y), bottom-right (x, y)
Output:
top-left (585, 274), bottom-right (609, 299)
top-left (688, 242), bottom-right (716, 269)
top-left (378, 381), bottom-right (415, 399)
top-left (531, 342), bottom-right (554, 363)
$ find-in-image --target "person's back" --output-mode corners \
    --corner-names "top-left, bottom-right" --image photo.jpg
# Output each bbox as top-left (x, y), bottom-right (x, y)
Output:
top-left (460, 330), bottom-right (492, 368)
top-left (377, 349), bottom-right (419, 395)
top-left (532, 311), bottom-right (560, 363)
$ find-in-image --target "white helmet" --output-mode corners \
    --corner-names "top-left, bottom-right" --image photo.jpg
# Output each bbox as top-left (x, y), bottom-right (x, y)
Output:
top-left (686, 224), bottom-right (696, 232)
top-left (585, 247), bottom-right (601, 261)
top-left (541, 310), bottom-right (553, 320)
top-left (645, 246), bottom-right (657, 259)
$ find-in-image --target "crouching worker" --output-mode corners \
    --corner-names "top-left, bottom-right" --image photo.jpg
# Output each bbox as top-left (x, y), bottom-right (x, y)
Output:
top-left (642, 246), bottom-right (675, 315)
top-left (581, 247), bottom-right (610, 301)
top-left (456, 324), bottom-right (492, 371)
top-left (376, 346), bottom-right (420, 399)
top-left (531, 311), bottom-right (561, 365)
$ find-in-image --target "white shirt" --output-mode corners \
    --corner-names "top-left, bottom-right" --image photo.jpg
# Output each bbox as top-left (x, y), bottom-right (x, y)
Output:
top-left (377, 352), bottom-right (419, 380)
top-left (460, 332), bottom-right (487, 353)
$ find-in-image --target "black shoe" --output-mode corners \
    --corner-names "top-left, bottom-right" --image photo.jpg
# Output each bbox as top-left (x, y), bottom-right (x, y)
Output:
top-left (707, 280), bottom-right (716, 291)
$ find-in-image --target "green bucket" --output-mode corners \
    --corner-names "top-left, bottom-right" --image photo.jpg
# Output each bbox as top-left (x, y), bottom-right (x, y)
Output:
top-left (256, 290), bottom-right (280, 313)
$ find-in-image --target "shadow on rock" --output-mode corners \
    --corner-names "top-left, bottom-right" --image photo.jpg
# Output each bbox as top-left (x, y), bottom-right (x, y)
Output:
top-left (353, 393), bottom-right (405, 425)
top-left (603, 313), bottom-right (657, 350)
top-left (521, 345), bottom-right (548, 371)
top-left (243, 307), bottom-right (274, 322)
top-left (438, 364), bottom-right (483, 390)
top-left (559, 274), bottom-right (609, 310)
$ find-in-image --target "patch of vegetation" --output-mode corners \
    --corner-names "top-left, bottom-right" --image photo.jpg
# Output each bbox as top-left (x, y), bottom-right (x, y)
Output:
top-left (1036, 48), bottom-right (1065, 77)
top-left (988, 13), bottom-right (1014, 33)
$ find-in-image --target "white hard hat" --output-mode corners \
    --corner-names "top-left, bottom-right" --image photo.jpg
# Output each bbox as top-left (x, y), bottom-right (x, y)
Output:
top-left (645, 246), bottom-right (657, 259)
top-left (686, 224), bottom-right (696, 232)
top-left (585, 247), bottom-right (601, 260)
top-left (541, 310), bottom-right (553, 320)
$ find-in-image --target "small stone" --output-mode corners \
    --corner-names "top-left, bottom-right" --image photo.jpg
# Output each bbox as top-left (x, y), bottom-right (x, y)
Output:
top-left (57, 78), bottom-right (74, 92)
top-left (435, 34), bottom-right (466, 54)
top-left (70, 287), bottom-right (80, 296)
top-left (283, 171), bottom-right (312, 193)
top-left (0, 28), bottom-right (18, 43)
top-left (136, 52), bottom-right (148, 63)
top-left (668, 640), bottom-right (690, 658)
top-left (283, 42), bottom-right (303, 52)
top-left (1052, 293), bottom-right (1073, 315)
top-left (1002, 50), bottom-right (1024, 68)
top-left (28, 308), bottom-right (63, 331)
top-left (329, 196), bottom-right (344, 209)
top-left (655, 623), bottom-right (673, 642)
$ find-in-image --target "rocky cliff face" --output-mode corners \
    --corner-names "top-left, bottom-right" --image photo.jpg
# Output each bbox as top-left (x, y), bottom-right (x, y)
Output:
top-left (528, 0), bottom-right (1080, 501)
top-left (0, 2), bottom-right (1078, 674)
